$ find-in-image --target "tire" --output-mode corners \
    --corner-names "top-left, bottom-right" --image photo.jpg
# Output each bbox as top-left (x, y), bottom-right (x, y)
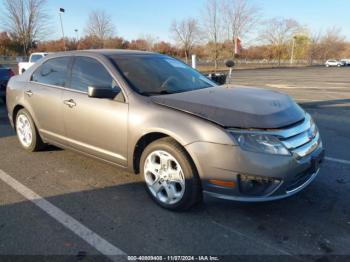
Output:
top-left (15, 108), bottom-right (45, 152)
top-left (140, 137), bottom-right (202, 211)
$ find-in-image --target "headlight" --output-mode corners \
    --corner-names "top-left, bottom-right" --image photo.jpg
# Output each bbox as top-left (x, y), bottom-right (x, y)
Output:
top-left (229, 132), bottom-right (290, 156)
top-left (309, 117), bottom-right (318, 139)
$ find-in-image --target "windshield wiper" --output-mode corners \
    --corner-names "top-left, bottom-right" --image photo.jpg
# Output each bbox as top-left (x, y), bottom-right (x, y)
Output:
top-left (140, 90), bottom-right (175, 96)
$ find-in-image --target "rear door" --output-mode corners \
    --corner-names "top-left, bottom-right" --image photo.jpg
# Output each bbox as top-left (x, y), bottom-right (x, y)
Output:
top-left (29, 56), bottom-right (71, 144)
top-left (62, 56), bottom-right (128, 166)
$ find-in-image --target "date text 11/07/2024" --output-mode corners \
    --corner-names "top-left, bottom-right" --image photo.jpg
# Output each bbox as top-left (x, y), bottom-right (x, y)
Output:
top-left (127, 256), bottom-right (220, 261)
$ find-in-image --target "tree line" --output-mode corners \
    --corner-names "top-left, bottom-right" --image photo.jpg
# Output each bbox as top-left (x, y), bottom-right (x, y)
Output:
top-left (0, 0), bottom-right (349, 67)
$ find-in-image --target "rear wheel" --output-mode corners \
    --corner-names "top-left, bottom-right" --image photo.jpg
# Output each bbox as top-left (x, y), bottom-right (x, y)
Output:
top-left (140, 137), bottom-right (202, 211)
top-left (15, 109), bottom-right (45, 152)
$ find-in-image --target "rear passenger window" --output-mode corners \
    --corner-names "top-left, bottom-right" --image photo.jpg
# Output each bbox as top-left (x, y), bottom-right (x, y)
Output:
top-left (69, 57), bottom-right (116, 92)
top-left (31, 57), bottom-right (70, 87)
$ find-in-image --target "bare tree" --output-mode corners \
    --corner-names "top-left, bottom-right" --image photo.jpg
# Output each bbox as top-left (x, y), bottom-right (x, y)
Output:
top-left (1, 0), bottom-right (49, 55)
top-left (260, 18), bottom-right (300, 65)
top-left (202, 0), bottom-right (222, 69)
top-left (170, 18), bottom-right (201, 63)
top-left (84, 10), bottom-right (115, 48)
top-left (319, 27), bottom-right (346, 60)
top-left (222, 0), bottom-right (260, 57)
top-left (138, 33), bottom-right (159, 51)
top-left (306, 30), bottom-right (322, 65)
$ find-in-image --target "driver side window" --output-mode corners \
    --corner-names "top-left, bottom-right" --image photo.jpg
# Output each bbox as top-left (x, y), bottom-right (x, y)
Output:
top-left (69, 57), bottom-right (118, 92)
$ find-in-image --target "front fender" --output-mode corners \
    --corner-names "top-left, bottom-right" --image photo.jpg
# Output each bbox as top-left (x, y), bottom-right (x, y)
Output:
top-left (127, 96), bottom-right (235, 170)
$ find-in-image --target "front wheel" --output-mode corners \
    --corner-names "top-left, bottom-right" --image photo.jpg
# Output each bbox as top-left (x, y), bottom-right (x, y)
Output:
top-left (15, 109), bottom-right (45, 152)
top-left (140, 137), bottom-right (202, 211)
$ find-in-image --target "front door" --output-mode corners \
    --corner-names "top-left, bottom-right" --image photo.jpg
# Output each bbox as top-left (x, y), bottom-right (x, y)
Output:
top-left (62, 56), bottom-right (128, 166)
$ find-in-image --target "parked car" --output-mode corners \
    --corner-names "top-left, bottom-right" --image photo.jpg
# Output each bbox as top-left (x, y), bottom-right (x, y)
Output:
top-left (0, 64), bottom-right (15, 103)
top-left (6, 50), bottom-right (325, 210)
top-left (325, 59), bottom-right (345, 67)
top-left (340, 59), bottom-right (350, 66)
top-left (203, 73), bottom-right (227, 85)
top-left (18, 52), bottom-right (49, 75)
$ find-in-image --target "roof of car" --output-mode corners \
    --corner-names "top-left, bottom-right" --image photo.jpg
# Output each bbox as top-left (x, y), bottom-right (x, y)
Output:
top-left (53, 49), bottom-right (157, 57)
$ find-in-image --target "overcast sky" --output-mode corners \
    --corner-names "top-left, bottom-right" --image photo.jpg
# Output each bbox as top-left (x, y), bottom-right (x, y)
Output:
top-left (4, 0), bottom-right (350, 42)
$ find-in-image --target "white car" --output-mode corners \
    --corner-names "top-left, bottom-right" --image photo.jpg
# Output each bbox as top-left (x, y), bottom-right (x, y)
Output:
top-left (325, 59), bottom-right (345, 67)
top-left (18, 52), bottom-right (49, 74)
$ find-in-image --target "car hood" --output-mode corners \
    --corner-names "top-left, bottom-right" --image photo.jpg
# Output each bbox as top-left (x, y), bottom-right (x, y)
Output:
top-left (151, 86), bottom-right (305, 129)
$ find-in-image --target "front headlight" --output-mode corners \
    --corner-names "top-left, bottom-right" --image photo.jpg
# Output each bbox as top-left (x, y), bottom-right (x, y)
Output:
top-left (229, 132), bottom-right (290, 156)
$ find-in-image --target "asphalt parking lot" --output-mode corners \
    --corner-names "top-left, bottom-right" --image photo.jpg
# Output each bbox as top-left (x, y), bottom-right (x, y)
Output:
top-left (0, 66), bottom-right (349, 261)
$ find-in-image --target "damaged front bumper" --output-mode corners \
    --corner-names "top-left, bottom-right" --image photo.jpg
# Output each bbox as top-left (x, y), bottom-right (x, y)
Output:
top-left (185, 115), bottom-right (325, 202)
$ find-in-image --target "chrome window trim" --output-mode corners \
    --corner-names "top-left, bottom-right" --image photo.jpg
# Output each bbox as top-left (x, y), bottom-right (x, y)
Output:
top-left (29, 54), bottom-right (128, 103)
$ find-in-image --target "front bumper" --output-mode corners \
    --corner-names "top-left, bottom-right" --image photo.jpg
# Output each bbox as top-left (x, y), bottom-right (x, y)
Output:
top-left (186, 129), bottom-right (325, 202)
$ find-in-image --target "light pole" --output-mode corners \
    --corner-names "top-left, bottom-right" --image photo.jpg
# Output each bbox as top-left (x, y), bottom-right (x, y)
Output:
top-left (74, 29), bottom-right (79, 41)
top-left (59, 8), bottom-right (66, 51)
top-left (290, 36), bottom-right (297, 64)
top-left (74, 29), bottom-right (79, 50)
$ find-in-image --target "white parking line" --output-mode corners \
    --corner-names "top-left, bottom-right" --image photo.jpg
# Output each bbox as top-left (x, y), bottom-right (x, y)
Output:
top-left (0, 169), bottom-right (126, 261)
top-left (325, 157), bottom-right (350, 165)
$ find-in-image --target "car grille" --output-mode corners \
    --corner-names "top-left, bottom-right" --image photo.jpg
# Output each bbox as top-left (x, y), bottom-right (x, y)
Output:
top-left (276, 114), bottom-right (321, 159)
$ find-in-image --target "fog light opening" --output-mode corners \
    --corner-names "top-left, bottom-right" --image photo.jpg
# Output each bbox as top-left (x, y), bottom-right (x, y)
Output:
top-left (238, 175), bottom-right (281, 196)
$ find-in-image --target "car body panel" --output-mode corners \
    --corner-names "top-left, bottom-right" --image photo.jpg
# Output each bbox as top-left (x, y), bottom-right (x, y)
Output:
top-left (62, 89), bottom-right (128, 166)
top-left (25, 83), bottom-right (66, 141)
top-left (151, 86), bottom-right (305, 129)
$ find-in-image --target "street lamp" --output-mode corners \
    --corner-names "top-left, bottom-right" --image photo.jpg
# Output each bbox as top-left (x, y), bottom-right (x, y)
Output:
top-left (74, 29), bottom-right (79, 40)
top-left (59, 8), bottom-right (66, 51)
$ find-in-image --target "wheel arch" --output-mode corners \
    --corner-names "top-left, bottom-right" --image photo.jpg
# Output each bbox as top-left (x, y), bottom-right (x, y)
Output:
top-left (132, 132), bottom-right (199, 176)
top-left (12, 104), bottom-right (25, 128)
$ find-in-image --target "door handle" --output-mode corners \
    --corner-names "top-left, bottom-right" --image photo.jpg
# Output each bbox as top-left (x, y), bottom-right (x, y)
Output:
top-left (63, 99), bottom-right (76, 108)
top-left (25, 90), bottom-right (33, 97)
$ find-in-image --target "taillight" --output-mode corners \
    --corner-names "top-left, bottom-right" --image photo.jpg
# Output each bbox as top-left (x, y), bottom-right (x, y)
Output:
top-left (8, 69), bottom-right (15, 78)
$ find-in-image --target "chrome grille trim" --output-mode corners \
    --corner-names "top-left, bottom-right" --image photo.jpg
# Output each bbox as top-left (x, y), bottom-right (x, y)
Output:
top-left (228, 114), bottom-right (311, 139)
top-left (228, 113), bottom-right (321, 158)
top-left (292, 134), bottom-right (321, 159)
top-left (280, 130), bottom-right (312, 149)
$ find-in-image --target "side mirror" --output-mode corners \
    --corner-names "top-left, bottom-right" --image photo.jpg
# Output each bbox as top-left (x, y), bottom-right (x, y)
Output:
top-left (88, 86), bottom-right (121, 99)
top-left (225, 60), bottom-right (235, 68)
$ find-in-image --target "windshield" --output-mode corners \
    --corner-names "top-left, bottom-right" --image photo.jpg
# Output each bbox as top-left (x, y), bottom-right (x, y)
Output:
top-left (109, 54), bottom-right (215, 96)
top-left (30, 54), bottom-right (45, 63)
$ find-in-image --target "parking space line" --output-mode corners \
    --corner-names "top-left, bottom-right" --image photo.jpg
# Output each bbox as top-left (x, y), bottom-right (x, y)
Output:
top-left (325, 157), bottom-right (350, 165)
top-left (0, 169), bottom-right (126, 261)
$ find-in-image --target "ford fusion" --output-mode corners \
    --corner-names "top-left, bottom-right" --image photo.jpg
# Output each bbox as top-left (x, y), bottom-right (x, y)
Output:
top-left (6, 50), bottom-right (325, 210)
